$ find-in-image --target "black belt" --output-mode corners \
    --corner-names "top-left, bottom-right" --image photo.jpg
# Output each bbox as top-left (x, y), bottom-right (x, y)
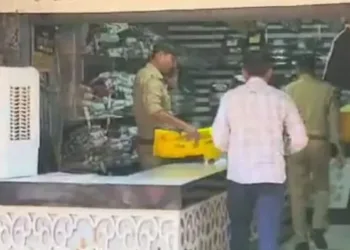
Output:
top-left (308, 134), bottom-right (327, 141)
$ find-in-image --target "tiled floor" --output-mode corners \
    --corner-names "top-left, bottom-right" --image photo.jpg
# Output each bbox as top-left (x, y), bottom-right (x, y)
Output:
top-left (282, 225), bottom-right (350, 250)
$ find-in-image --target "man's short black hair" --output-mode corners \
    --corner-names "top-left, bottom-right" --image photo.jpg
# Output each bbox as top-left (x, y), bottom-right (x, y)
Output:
top-left (297, 54), bottom-right (316, 74)
top-left (242, 51), bottom-right (272, 77)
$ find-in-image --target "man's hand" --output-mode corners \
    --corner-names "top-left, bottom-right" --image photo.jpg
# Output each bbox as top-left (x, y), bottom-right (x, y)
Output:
top-left (183, 124), bottom-right (200, 146)
top-left (152, 110), bottom-right (200, 145)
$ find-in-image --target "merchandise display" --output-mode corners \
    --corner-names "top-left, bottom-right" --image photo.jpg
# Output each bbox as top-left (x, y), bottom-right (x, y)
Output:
top-left (2, 14), bottom-right (350, 250)
top-left (85, 23), bottom-right (210, 68)
top-left (85, 23), bottom-right (158, 59)
top-left (82, 71), bottom-right (135, 118)
top-left (81, 21), bottom-right (350, 121)
top-left (170, 88), bottom-right (196, 116)
top-left (61, 20), bottom-right (350, 171)
top-left (210, 80), bottom-right (236, 109)
top-left (61, 123), bottom-right (138, 172)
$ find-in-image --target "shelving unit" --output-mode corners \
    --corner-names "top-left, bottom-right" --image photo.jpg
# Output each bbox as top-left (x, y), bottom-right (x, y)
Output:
top-left (62, 20), bottom-right (348, 176)
top-left (77, 21), bottom-right (345, 126)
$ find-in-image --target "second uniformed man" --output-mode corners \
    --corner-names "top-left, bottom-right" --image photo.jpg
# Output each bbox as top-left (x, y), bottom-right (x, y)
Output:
top-left (133, 43), bottom-right (200, 169)
top-left (285, 55), bottom-right (345, 250)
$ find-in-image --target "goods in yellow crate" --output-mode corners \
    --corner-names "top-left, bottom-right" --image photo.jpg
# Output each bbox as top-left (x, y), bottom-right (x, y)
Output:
top-left (340, 105), bottom-right (350, 143)
top-left (153, 127), bottom-right (221, 162)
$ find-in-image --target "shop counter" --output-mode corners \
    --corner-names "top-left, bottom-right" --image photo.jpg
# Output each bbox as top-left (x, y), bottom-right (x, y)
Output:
top-left (0, 163), bottom-right (292, 250)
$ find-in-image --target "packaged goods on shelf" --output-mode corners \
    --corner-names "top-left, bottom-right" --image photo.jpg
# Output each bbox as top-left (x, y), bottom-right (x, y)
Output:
top-left (79, 71), bottom-right (135, 118)
top-left (210, 80), bottom-right (236, 108)
top-left (170, 88), bottom-right (196, 115)
top-left (69, 20), bottom-right (350, 170)
top-left (62, 125), bottom-right (138, 171)
top-left (85, 23), bottom-right (160, 59)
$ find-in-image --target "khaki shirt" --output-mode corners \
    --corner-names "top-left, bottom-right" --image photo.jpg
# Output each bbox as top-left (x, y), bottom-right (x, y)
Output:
top-left (285, 74), bottom-right (340, 144)
top-left (133, 63), bottom-right (171, 139)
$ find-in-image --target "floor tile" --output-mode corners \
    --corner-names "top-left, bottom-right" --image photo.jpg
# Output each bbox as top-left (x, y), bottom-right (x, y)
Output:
top-left (282, 225), bottom-right (350, 250)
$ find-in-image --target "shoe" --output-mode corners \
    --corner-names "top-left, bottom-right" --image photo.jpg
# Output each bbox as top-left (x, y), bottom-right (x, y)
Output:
top-left (310, 229), bottom-right (328, 249)
top-left (295, 242), bottom-right (309, 250)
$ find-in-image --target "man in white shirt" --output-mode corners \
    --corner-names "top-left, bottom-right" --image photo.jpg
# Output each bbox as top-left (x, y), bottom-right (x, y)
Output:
top-left (212, 51), bottom-right (308, 250)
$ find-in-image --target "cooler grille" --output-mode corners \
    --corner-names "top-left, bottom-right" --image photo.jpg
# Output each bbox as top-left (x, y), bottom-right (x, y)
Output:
top-left (10, 86), bottom-right (31, 141)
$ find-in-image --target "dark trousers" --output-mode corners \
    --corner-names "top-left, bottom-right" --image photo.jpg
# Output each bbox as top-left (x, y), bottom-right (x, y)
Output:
top-left (227, 181), bottom-right (285, 250)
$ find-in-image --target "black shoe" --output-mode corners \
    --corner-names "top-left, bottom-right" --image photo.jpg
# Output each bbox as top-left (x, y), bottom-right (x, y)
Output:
top-left (295, 242), bottom-right (309, 250)
top-left (310, 229), bottom-right (328, 249)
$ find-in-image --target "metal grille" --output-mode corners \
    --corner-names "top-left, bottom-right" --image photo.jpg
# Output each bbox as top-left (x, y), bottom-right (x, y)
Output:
top-left (10, 86), bottom-right (31, 141)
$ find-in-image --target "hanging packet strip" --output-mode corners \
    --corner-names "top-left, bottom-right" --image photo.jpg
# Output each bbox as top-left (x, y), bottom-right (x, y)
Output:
top-left (329, 158), bottom-right (350, 209)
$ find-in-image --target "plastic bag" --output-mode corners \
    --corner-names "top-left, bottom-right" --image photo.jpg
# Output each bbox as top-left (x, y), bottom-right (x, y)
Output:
top-left (329, 158), bottom-right (350, 209)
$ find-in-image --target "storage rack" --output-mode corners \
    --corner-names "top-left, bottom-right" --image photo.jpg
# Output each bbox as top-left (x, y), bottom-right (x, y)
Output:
top-left (80, 20), bottom-right (344, 127)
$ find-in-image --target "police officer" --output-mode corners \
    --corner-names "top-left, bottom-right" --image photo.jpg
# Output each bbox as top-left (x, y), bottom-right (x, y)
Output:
top-left (133, 43), bottom-right (199, 169)
top-left (285, 55), bottom-right (345, 250)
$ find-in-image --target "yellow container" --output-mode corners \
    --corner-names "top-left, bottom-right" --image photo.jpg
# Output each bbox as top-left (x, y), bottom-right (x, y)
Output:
top-left (340, 107), bottom-right (350, 143)
top-left (153, 127), bottom-right (222, 161)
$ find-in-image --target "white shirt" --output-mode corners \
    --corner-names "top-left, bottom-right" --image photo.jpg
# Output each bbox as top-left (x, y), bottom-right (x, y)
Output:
top-left (212, 77), bottom-right (308, 184)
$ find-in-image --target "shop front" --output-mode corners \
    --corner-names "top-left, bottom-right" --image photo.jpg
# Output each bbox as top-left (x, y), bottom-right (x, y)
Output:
top-left (0, 1), bottom-right (350, 250)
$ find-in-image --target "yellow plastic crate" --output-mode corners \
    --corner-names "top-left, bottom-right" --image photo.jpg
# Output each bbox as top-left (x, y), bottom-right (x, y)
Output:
top-left (340, 105), bottom-right (350, 143)
top-left (153, 127), bottom-right (221, 161)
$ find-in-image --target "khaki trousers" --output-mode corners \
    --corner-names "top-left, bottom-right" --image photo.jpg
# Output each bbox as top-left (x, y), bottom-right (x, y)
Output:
top-left (136, 144), bottom-right (163, 170)
top-left (286, 140), bottom-right (330, 243)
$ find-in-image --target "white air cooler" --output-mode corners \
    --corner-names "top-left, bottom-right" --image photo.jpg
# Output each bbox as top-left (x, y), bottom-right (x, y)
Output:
top-left (0, 67), bottom-right (40, 178)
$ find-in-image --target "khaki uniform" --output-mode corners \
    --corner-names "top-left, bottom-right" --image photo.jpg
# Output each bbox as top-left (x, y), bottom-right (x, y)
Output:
top-left (285, 74), bottom-right (340, 242)
top-left (133, 63), bottom-right (172, 169)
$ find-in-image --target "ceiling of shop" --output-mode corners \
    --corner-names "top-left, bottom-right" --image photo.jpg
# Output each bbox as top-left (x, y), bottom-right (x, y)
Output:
top-left (30, 4), bottom-right (350, 24)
